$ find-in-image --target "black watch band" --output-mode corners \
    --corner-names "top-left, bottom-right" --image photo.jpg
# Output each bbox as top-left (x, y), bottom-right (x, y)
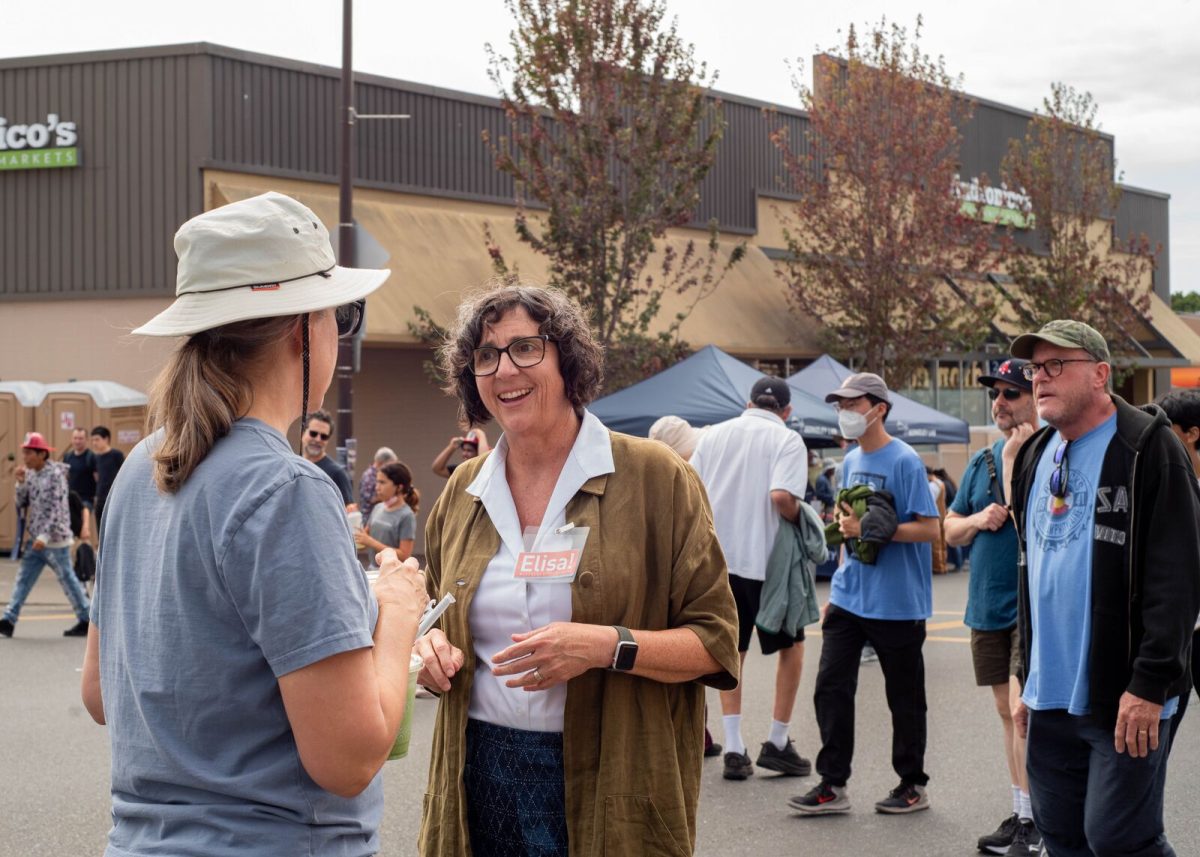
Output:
top-left (611, 625), bottom-right (638, 672)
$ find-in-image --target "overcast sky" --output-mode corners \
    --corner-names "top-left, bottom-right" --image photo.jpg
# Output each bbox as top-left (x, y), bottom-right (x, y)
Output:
top-left (5, 0), bottom-right (1199, 294)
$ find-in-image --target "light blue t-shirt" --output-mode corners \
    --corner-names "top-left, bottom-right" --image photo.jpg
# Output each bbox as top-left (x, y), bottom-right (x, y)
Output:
top-left (1022, 414), bottom-right (1178, 719)
top-left (92, 419), bottom-right (382, 857)
top-left (829, 439), bottom-right (939, 620)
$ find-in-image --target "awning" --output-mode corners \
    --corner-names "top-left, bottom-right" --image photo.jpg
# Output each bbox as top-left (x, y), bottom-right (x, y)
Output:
top-left (208, 170), bottom-right (824, 356)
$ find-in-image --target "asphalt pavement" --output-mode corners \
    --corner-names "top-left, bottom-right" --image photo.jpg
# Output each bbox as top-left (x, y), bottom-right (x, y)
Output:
top-left (1, 558), bottom-right (1197, 856)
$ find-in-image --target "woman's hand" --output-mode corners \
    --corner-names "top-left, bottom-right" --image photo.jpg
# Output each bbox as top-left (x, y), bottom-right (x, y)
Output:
top-left (491, 622), bottom-right (617, 692)
top-left (372, 551), bottom-right (428, 627)
top-left (415, 628), bottom-right (465, 692)
top-left (353, 525), bottom-right (372, 550)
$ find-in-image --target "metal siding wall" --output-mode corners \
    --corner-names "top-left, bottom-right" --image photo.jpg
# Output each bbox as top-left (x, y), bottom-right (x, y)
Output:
top-left (0, 54), bottom-right (203, 300)
top-left (1117, 190), bottom-right (1170, 297)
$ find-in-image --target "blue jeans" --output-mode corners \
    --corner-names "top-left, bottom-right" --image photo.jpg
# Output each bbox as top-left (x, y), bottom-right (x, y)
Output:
top-left (3, 545), bottom-right (91, 624)
top-left (1027, 708), bottom-right (1175, 857)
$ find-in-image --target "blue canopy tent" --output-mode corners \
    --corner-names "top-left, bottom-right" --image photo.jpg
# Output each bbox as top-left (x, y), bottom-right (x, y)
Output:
top-left (787, 354), bottom-right (969, 445)
top-left (589, 345), bottom-right (840, 443)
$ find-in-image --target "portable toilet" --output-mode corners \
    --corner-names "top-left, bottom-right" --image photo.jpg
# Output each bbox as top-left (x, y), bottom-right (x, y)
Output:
top-left (0, 382), bottom-right (48, 552)
top-left (38, 381), bottom-right (150, 457)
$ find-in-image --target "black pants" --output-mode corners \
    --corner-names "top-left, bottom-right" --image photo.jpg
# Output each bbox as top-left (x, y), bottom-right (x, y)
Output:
top-left (813, 604), bottom-right (928, 788)
top-left (1027, 709), bottom-right (1175, 857)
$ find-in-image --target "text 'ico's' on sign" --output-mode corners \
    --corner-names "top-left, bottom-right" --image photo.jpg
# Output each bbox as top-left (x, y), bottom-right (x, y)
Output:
top-left (0, 113), bottom-right (79, 171)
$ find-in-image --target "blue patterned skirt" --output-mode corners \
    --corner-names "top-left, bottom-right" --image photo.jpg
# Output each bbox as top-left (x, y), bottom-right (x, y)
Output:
top-left (464, 719), bottom-right (569, 857)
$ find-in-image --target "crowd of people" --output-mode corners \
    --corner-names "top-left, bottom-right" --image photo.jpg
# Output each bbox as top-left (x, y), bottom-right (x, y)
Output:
top-left (5, 191), bottom-right (1199, 857)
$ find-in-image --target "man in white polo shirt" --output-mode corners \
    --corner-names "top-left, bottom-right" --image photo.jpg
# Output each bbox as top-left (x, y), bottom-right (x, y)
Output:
top-left (692, 377), bottom-right (811, 781)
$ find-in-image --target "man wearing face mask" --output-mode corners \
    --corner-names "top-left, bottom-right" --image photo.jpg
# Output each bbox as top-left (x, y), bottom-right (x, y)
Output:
top-left (790, 372), bottom-right (940, 817)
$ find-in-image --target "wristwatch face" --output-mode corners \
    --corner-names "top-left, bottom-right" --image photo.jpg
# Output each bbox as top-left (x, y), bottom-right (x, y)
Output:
top-left (613, 640), bottom-right (638, 671)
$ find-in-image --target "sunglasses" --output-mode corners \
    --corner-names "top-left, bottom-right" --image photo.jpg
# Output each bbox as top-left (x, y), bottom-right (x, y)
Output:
top-left (988, 388), bottom-right (1026, 401)
top-left (307, 429), bottom-right (331, 441)
top-left (335, 300), bottom-right (365, 339)
top-left (1049, 440), bottom-right (1070, 500)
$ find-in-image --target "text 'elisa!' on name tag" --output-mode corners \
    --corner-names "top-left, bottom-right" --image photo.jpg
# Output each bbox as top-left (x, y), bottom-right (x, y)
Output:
top-left (513, 550), bottom-right (581, 580)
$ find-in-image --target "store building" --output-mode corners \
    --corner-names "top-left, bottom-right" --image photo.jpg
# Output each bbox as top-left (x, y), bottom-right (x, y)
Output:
top-left (3, 42), bottom-right (1197, 537)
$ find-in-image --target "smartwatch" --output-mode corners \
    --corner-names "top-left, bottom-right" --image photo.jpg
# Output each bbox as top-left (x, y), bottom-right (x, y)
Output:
top-left (611, 625), bottom-right (638, 672)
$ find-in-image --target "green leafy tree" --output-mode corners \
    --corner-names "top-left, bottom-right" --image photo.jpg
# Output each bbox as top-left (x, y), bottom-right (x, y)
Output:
top-left (1000, 84), bottom-right (1157, 358)
top-left (481, 0), bottom-right (744, 391)
top-left (771, 18), bottom-right (1003, 388)
top-left (1172, 291), bottom-right (1200, 314)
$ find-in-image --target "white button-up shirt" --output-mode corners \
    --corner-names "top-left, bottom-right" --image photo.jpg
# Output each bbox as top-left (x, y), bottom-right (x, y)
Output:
top-left (465, 410), bottom-right (615, 732)
top-left (690, 408), bottom-right (809, 582)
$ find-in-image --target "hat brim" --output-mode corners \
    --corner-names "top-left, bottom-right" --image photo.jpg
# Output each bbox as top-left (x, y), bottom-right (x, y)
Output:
top-left (132, 266), bottom-right (391, 337)
top-left (977, 374), bottom-right (1032, 391)
top-left (824, 386), bottom-right (872, 403)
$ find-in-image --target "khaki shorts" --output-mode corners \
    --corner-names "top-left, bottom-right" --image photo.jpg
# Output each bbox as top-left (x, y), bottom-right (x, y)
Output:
top-left (970, 625), bottom-right (1020, 687)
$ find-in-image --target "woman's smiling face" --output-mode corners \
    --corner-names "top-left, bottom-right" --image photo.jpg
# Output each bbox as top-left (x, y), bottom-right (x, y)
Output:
top-left (474, 306), bottom-right (568, 439)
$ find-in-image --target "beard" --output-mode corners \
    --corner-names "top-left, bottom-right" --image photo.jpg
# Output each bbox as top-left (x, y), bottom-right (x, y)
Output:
top-left (305, 442), bottom-right (324, 458)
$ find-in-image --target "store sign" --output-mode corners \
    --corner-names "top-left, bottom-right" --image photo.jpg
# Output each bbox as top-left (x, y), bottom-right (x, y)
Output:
top-left (956, 177), bottom-right (1034, 229)
top-left (0, 113), bottom-right (79, 171)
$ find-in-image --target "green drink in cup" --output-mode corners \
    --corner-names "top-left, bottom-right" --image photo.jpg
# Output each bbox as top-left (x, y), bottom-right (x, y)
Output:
top-left (388, 652), bottom-right (423, 761)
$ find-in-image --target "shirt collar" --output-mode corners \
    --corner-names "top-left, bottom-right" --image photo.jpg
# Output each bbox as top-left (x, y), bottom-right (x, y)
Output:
top-left (466, 409), bottom-right (614, 499)
top-left (741, 407), bottom-right (786, 427)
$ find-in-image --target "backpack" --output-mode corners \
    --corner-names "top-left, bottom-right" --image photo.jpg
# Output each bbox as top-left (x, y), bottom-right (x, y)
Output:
top-left (68, 490), bottom-right (84, 538)
top-left (75, 542), bottom-right (96, 583)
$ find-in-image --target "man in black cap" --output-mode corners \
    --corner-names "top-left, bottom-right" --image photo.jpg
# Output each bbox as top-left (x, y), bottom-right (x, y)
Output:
top-left (691, 377), bottom-right (813, 781)
top-left (944, 359), bottom-right (1042, 856)
top-left (1007, 320), bottom-right (1199, 857)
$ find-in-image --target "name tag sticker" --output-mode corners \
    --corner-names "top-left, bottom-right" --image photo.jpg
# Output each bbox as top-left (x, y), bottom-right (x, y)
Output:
top-left (515, 525), bottom-right (590, 582)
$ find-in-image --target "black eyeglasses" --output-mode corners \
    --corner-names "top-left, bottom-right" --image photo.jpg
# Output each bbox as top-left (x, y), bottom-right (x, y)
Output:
top-left (1049, 440), bottom-right (1070, 500)
top-left (988, 388), bottom-right (1026, 401)
top-left (472, 334), bottom-right (554, 377)
top-left (1022, 358), bottom-right (1096, 381)
top-left (335, 300), bottom-right (365, 339)
top-left (307, 429), bottom-right (330, 441)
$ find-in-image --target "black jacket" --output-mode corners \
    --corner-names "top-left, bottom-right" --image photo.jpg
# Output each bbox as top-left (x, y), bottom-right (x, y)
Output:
top-left (1011, 395), bottom-right (1200, 721)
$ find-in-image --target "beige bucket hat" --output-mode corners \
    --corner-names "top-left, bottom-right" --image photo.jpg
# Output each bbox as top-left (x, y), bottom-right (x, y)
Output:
top-left (134, 191), bottom-right (390, 337)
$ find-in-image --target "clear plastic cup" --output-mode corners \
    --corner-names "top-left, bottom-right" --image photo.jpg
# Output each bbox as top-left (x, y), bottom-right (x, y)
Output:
top-left (388, 652), bottom-right (423, 760)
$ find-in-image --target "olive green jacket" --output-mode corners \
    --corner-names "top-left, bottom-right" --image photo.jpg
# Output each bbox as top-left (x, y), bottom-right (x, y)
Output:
top-left (418, 432), bottom-right (740, 857)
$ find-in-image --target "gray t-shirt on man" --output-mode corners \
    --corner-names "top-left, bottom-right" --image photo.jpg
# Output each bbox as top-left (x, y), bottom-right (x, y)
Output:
top-left (92, 418), bottom-right (381, 857)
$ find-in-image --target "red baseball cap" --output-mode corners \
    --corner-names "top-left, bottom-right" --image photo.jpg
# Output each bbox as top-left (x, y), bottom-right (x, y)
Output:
top-left (22, 432), bottom-right (55, 452)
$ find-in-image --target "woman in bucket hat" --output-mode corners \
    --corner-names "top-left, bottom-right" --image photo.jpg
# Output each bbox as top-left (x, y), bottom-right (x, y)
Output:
top-left (80, 192), bottom-right (429, 857)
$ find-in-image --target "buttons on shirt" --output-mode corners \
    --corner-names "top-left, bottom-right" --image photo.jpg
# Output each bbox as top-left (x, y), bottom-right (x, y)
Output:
top-left (578, 571), bottom-right (594, 589)
top-left (455, 578), bottom-right (467, 587)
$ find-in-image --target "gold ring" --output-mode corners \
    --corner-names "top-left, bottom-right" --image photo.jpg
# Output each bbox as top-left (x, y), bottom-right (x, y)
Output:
top-left (1138, 729), bottom-right (1148, 734)
top-left (532, 668), bottom-right (544, 684)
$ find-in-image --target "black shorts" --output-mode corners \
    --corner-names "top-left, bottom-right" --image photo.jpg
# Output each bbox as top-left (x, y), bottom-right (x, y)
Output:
top-left (730, 573), bottom-right (805, 655)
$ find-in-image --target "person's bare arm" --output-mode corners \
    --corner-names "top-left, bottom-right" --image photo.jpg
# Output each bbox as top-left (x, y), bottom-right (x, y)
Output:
top-left (891, 515), bottom-right (941, 544)
top-left (277, 554), bottom-right (425, 798)
top-left (944, 504), bottom-right (1008, 547)
top-left (81, 623), bottom-right (105, 724)
top-left (431, 438), bottom-right (459, 479)
top-left (770, 489), bottom-right (801, 524)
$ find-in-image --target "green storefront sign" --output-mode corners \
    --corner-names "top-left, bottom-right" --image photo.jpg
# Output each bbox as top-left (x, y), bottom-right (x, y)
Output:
top-left (957, 177), bottom-right (1035, 230)
top-left (0, 147), bottom-right (79, 171)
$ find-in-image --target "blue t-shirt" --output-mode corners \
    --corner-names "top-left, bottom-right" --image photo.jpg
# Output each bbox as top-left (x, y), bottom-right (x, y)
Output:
top-left (829, 439), bottom-right (939, 620)
top-left (1022, 415), bottom-right (1178, 719)
top-left (92, 419), bottom-right (382, 857)
top-left (951, 439), bottom-right (1019, 631)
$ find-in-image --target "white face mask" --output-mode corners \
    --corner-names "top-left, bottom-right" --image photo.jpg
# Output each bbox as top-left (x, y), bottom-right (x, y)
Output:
top-left (837, 408), bottom-right (876, 440)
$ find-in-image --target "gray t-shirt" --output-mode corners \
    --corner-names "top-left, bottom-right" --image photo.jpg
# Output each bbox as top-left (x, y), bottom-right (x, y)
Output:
top-left (92, 419), bottom-right (381, 857)
top-left (365, 502), bottom-right (416, 569)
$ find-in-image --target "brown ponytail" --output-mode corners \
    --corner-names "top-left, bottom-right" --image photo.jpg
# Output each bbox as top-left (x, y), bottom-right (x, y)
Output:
top-left (380, 461), bottom-right (420, 515)
top-left (148, 315), bottom-right (299, 493)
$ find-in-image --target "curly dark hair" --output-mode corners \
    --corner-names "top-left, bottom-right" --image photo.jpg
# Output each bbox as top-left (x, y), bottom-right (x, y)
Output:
top-left (439, 283), bottom-right (604, 426)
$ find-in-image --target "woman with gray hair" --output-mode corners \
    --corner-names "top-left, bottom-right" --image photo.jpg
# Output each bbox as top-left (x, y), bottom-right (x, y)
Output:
top-left (414, 284), bottom-right (739, 856)
top-left (360, 446), bottom-right (398, 520)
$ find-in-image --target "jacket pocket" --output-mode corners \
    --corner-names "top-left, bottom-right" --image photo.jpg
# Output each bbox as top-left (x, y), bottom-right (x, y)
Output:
top-left (603, 795), bottom-right (689, 857)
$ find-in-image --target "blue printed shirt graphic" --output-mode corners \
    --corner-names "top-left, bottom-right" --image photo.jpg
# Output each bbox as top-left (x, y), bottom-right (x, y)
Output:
top-left (829, 439), bottom-right (938, 620)
top-left (1022, 413), bottom-right (1178, 718)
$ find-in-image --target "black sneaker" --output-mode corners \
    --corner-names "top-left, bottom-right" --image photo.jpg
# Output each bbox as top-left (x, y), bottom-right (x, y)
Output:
top-left (722, 750), bottom-right (754, 780)
top-left (756, 739), bottom-right (812, 776)
top-left (704, 742), bottom-right (723, 758)
top-left (1003, 820), bottom-right (1042, 856)
top-left (978, 813), bottom-right (1021, 854)
top-left (788, 780), bottom-right (850, 815)
top-left (0, 618), bottom-right (13, 638)
top-left (874, 781), bottom-right (929, 814)
top-left (63, 620), bottom-right (89, 637)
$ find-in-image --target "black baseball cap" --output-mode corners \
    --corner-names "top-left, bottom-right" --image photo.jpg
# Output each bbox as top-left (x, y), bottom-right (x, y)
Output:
top-left (978, 358), bottom-right (1033, 392)
top-left (750, 377), bottom-right (791, 408)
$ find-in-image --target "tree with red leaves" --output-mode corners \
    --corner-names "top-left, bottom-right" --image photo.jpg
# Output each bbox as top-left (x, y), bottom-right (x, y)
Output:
top-left (771, 18), bottom-right (1003, 388)
top-left (482, 0), bottom-right (743, 391)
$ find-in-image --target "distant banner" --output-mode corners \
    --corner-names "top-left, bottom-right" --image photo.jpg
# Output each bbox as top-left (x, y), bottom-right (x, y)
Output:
top-left (0, 147), bottom-right (79, 170)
